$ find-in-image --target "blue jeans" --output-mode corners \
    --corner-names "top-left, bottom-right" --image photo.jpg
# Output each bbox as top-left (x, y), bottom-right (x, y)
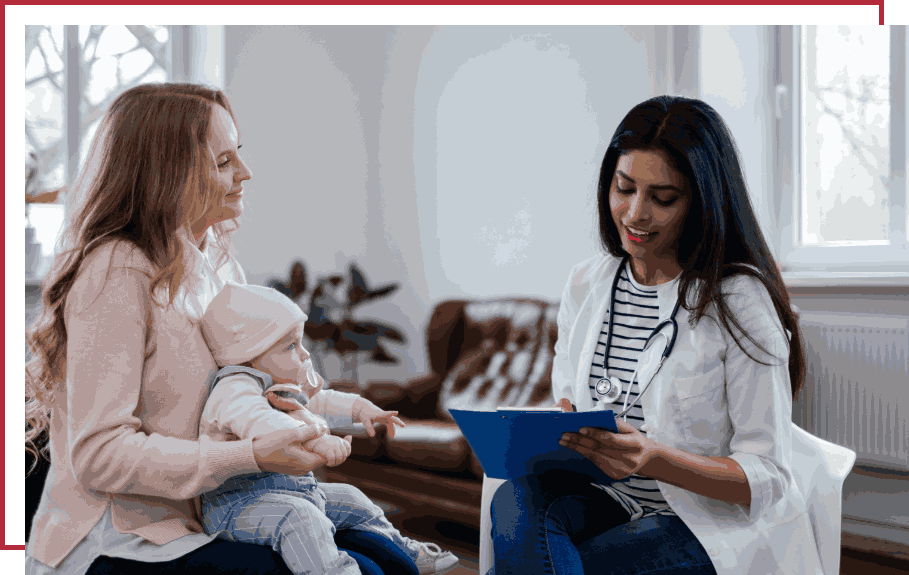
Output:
top-left (202, 472), bottom-right (419, 575)
top-left (490, 471), bottom-right (717, 575)
top-left (83, 531), bottom-right (416, 575)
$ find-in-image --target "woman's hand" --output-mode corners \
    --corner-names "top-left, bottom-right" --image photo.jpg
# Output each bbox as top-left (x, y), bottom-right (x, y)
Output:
top-left (252, 424), bottom-right (328, 475)
top-left (351, 397), bottom-right (406, 439)
top-left (552, 398), bottom-right (576, 412)
top-left (265, 390), bottom-right (306, 412)
top-left (559, 419), bottom-right (657, 480)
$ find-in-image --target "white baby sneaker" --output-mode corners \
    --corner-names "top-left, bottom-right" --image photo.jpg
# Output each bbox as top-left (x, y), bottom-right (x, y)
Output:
top-left (413, 541), bottom-right (459, 574)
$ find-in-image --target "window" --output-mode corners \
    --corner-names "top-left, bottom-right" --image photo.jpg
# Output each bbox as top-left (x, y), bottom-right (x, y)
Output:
top-left (775, 25), bottom-right (908, 277)
top-left (24, 25), bottom-right (170, 276)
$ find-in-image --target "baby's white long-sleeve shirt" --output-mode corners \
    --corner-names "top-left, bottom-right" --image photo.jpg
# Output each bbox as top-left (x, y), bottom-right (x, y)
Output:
top-left (199, 368), bottom-right (359, 442)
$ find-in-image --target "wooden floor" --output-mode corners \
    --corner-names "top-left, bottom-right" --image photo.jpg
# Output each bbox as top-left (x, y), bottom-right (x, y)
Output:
top-left (447, 550), bottom-right (909, 575)
top-left (840, 533), bottom-right (909, 574)
top-left (427, 535), bottom-right (909, 575)
top-left (841, 548), bottom-right (909, 575)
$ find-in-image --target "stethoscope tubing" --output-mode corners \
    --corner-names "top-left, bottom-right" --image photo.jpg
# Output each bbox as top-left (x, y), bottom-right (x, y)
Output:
top-left (597, 256), bottom-right (682, 419)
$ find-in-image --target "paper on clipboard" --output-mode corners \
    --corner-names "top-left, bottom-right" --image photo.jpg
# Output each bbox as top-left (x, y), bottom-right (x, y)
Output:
top-left (449, 408), bottom-right (620, 483)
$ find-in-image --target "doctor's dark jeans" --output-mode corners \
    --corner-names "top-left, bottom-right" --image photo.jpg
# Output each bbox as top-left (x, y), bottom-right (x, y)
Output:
top-left (490, 471), bottom-right (718, 575)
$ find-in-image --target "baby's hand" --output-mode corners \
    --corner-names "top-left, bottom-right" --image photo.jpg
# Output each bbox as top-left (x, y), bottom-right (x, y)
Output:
top-left (304, 434), bottom-right (352, 467)
top-left (351, 398), bottom-right (406, 439)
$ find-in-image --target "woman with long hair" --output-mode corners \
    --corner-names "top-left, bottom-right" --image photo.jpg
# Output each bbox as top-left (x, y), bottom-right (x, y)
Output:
top-left (489, 96), bottom-right (821, 575)
top-left (24, 83), bottom-right (343, 575)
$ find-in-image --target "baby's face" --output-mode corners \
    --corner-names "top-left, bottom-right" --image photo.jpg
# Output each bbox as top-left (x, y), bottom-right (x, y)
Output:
top-left (250, 323), bottom-right (321, 397)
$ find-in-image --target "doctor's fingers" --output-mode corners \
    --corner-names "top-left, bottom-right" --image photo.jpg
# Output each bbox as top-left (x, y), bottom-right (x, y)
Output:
top-left (562, 433), bottom-right (624, 458)
top-left (582, 426), bottom-right (643, 450)
top-left (571, 429), bottom-right (636, 452)
top-left (565, 441), bottom-right (632, 480)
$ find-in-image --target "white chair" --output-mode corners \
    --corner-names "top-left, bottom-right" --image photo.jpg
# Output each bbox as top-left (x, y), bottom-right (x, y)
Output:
top-left (790, 423), bottom-right (856, 575)
top-left (478, 422), bottom-right (856, 575)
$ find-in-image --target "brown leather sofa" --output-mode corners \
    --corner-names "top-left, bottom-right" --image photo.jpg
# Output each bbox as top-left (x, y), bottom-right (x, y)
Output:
top-left (322, 297), bottom-right (558, 557)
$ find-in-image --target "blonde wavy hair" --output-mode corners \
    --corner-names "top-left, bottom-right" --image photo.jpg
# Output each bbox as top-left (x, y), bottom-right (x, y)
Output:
top-left (25, 83), bottom-right (242, 468)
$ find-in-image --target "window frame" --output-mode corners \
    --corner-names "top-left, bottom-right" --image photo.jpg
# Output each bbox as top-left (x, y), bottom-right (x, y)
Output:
top-left (28, 24), bottom-right (223, 200)
top-left (25, 25), bottom-right (225, 284)
top-left (774, 25), bottom-right (909, 286)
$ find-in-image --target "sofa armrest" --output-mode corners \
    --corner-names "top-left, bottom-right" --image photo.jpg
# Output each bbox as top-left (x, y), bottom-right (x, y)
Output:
top-left (360, 373), bottom-right (444, 420)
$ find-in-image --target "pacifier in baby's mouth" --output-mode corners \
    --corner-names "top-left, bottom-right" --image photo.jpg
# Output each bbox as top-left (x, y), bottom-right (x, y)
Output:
top-left (299, 359), bottom-right (323, 395)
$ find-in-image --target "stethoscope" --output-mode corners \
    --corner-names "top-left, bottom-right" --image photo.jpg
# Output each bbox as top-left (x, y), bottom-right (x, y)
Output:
top-left (594, 256), bottom-right (681, 420)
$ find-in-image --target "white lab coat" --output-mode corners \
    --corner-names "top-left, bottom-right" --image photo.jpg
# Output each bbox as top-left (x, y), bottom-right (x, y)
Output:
top-left (552, 253), bottom-right (824, 575)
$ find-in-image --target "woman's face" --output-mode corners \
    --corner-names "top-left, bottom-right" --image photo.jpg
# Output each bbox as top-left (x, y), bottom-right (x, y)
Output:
top-left (250, 323), bottom-right (318, 395)
top-left (192, 104), bottom-right (252, 238)
top-left (609, 149), bottom-right (691, 263)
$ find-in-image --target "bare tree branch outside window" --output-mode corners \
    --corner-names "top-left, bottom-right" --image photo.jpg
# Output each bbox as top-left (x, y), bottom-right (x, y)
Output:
top-left (25, 25), bottom-right (170, 197)
top-left (802, 25), bottom-right (890, 246)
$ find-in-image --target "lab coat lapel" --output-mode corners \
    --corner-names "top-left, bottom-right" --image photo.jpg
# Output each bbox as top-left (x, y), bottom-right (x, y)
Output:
top-left (636, 277), bottom-right (686, 420)
top-left (573, 260), bottom-right (622, 412)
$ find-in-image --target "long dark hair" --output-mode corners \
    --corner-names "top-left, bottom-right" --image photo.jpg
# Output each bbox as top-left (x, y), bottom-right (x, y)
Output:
top-left (597, 95), bottom-right (804, 400)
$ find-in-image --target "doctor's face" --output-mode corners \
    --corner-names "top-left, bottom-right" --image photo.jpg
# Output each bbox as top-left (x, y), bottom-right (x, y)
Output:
top-left (609, 150), bottom-right (691, 264)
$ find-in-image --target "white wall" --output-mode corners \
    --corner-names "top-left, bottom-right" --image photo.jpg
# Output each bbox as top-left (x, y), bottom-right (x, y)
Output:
top-left (413, 26), bottom-right (650, 300)
top-left (700, 25), bottom-right (775, 246)
top-left (224, 25), bottom-right (651, 381)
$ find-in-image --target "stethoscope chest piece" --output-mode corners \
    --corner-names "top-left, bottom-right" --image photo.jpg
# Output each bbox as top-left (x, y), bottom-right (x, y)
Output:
top-left (594, 376), bottom-right (623, 403)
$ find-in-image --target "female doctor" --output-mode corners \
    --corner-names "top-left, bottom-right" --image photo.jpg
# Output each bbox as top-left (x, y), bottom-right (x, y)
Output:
top-left (489, 96), bottom-right (825, 575)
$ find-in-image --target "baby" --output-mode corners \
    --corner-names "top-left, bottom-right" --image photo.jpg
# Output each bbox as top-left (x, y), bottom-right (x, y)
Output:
top-left (199, 283), bottom-right (459, 575)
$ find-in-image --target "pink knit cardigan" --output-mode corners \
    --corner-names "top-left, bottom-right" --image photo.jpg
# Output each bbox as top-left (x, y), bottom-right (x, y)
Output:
top-left (27, 237), bottom-right (261, 568)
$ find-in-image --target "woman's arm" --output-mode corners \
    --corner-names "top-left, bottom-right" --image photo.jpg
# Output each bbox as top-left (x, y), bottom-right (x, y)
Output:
top-left (66, 259), bottom-right (317, 499)
top-left (717, 275), bottom-right (795, 519)
top-left (643, 440), bottom-right (750, 505)
top-left (561, 422), bottom-right (751, 506)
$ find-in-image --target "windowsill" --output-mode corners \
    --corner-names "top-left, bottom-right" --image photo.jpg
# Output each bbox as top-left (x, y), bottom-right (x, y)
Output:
top-left (783, 271), bottom-right (909, 293)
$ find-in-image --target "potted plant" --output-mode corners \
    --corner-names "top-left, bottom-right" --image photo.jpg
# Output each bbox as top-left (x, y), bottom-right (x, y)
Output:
top-left (268, 261), bottom-right (406, 385)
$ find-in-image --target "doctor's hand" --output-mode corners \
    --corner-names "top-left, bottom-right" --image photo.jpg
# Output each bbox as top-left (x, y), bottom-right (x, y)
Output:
top-left (559, 419), bottom-right (657, 480)
top-left (552, 398), bottom-right (576, 412)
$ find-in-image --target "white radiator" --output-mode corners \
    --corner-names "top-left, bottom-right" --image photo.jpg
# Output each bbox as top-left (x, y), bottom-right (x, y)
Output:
top-left (794, 312), bottom-right (909, 471)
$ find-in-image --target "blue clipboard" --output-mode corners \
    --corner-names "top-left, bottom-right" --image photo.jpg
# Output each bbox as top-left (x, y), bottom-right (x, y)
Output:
top-left (449, 408), bottom-right (620, 483)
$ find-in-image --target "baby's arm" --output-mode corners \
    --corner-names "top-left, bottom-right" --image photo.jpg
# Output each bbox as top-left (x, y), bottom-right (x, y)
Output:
top-left (305, 389), bottom-right (360, 428)
top-left (265, 362), bottom-right (359, 428)
top-left (203, 374), bottom-right (327, 446)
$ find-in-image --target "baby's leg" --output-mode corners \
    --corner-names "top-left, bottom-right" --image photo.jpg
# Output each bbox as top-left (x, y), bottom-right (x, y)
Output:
top-left (318, 482), bottom-right (422, 559)
top-left (212, 491), bottom-right (361, 575)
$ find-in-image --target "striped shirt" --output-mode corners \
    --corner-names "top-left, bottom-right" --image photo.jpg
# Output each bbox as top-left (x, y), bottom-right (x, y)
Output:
top-left (589, 263), bottom-right (678, 520)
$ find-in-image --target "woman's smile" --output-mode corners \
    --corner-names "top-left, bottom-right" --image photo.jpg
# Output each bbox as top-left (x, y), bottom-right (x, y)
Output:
top-left (624, 226), bottom-right (656, 243)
